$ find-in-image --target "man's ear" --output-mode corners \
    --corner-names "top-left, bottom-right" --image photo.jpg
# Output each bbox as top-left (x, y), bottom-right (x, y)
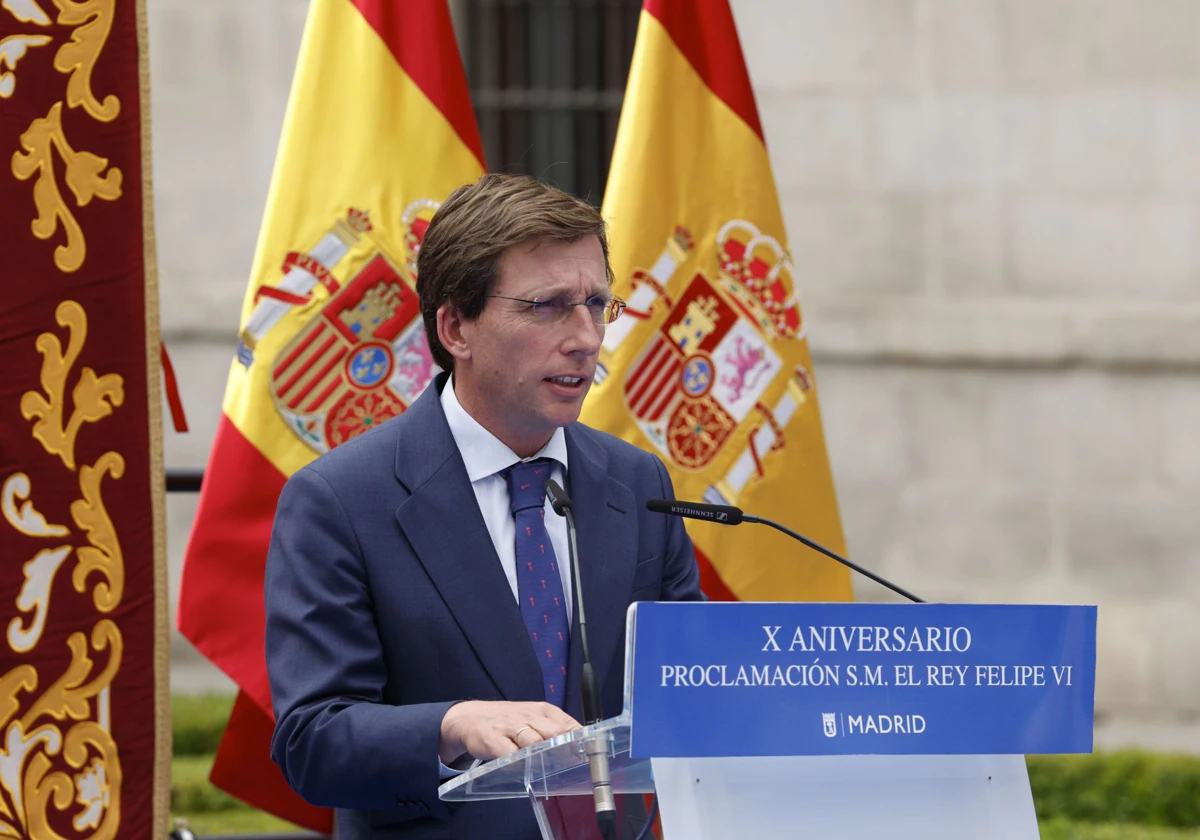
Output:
top-left (436, 303), bottom-right (472, 363)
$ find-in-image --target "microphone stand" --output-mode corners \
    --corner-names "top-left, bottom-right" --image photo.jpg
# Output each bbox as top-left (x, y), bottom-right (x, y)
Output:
top-left (562, 503), bottom-right (605, 724)
top-left (546, 481), bottom-right (617, 840)
top-left (740, 513), bottom-right (924, 604)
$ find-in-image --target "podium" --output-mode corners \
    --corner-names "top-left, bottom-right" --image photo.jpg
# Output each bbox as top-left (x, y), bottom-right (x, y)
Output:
top-left (440, 601), bottom-right (1097, 839)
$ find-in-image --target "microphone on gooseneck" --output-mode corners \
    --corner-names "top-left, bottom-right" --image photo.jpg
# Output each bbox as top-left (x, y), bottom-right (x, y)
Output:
top-left (544, 479), bottom-right (617, 840)
top-left (645, 498), bottom-right (925, 604)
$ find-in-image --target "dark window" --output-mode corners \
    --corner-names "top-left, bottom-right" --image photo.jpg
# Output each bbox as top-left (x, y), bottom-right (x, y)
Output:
top-left (456, 0), bottom-right (643, 205)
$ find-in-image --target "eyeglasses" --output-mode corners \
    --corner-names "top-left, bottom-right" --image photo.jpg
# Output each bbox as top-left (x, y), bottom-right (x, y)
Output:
top-left (486, 292), bottom-right (626, 325)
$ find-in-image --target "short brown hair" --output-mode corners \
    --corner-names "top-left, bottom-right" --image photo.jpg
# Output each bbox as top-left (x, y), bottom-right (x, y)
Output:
top-left (416, 173), bottom-right (613, 372)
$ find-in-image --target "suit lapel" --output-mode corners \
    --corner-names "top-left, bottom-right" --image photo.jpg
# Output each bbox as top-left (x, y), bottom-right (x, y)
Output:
top-left (392, 379), bottom-right (544, 703)
top-left (563, 426), bottom-right (636, 723)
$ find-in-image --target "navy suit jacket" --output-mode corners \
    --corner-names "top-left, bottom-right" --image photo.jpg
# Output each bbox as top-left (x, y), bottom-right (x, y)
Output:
top-left (265, 374), bottom-right (703, 839)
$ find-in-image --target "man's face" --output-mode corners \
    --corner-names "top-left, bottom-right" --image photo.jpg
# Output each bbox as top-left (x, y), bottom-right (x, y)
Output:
top-left (447, 236), bottom-right (608, 456)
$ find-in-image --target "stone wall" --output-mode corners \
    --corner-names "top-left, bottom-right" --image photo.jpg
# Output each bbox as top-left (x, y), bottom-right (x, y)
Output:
top-left (735, 0), bottom-right (1200, 721)
top-left (150, 0), bottom-right (1200, 721)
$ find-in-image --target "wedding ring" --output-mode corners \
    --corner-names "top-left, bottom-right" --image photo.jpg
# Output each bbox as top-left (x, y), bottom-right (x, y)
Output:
top-left (514, 725), bottom-right (533, 741)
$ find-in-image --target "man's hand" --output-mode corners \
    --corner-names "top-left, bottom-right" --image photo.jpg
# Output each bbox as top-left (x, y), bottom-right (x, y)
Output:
top-left (439, 701), bottom-right (581, 765)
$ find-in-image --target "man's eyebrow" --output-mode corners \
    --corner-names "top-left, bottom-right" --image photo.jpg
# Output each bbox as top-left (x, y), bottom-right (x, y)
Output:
top-left (530, 284), bottom-right (611, 299)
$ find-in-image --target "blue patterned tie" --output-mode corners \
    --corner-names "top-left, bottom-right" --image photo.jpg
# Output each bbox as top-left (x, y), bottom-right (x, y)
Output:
top-left (505, 458), bottom-right (570, 707)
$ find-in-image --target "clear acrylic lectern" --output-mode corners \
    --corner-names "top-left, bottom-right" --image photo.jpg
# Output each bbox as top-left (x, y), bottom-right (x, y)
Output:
top-left (439, 601), bottom-right (1096, 839)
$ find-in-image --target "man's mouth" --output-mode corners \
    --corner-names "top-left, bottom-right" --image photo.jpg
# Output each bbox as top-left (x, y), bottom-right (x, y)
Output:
top-left (546, 375), bottom-right (587, 387)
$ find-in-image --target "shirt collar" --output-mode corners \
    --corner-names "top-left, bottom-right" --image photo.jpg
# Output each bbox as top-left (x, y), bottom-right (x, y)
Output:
top-left (440, 374), bottom-right (569, 483)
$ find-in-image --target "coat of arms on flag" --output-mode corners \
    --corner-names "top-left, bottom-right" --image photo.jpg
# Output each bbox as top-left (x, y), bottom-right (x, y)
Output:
top-left (235, 202), bottom-right (442, 454)
top-left (597, 220), bottom-right (813, 506)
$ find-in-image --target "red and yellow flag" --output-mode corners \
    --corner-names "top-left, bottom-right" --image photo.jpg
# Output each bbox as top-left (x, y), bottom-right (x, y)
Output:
top-left (0, 1), bottom-right (169, 837)
top-left (177, 0), bottom-right (484, 829)
top-left (581, 0), bottom-right (853, 604)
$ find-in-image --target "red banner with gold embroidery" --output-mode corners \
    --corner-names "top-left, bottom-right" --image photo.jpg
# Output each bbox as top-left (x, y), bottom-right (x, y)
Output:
top-left (0, 2), bottom-right (168, 839)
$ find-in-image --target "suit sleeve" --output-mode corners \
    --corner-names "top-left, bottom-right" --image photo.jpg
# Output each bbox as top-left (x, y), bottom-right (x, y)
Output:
top-left (651, 456), bottom-right (706, 602)
top-left (265, 465), bottom-right (456, 819)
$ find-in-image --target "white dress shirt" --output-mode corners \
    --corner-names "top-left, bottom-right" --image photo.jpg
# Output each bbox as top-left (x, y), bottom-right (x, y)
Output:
top-left (439, 376), bottom-right (574, 623)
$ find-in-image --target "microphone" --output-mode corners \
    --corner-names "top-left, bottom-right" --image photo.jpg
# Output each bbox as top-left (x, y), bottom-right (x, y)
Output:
top-left (544, 479), bottom-right (617, 840)
top-left (645, 498), bottom-right (925, 604)
top-left (645, 498), bottom-right (745, 525)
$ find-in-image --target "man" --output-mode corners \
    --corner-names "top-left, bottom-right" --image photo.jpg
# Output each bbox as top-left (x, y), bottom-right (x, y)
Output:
top-left (265, 173), bottom-right (704, 839)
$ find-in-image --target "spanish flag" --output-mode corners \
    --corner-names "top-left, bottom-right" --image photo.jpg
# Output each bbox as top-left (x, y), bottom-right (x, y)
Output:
top-left (176, 0), bottom-right (484, 829)
top-left (580, 0), bottom-right (853, 604)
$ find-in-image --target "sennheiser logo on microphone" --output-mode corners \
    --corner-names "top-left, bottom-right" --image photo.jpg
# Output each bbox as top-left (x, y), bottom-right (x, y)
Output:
top-left (671, 504), bottom-right (728, 522)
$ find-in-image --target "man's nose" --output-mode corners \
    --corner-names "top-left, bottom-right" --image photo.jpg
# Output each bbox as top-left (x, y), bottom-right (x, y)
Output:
top-left (562, 304), bottom-right (603, 355)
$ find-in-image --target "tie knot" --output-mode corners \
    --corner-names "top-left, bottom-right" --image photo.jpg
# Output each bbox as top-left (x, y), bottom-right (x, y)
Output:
top-left (504, 458), bottom-right (553, 515)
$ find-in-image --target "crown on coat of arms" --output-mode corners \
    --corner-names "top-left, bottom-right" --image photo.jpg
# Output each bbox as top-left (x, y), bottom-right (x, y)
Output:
top-left (347, 207), bottom-right (374, 234)
top-left (715, 221), bottom-right (802, 339)
top-left (673, 225), bottom-right (695, 253)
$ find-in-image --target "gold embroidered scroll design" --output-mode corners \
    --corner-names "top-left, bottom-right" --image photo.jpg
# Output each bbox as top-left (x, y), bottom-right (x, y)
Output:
top-left (5, 0), bottom-right (123, 273)
top-left (0, 302), bottom-right (125, 838)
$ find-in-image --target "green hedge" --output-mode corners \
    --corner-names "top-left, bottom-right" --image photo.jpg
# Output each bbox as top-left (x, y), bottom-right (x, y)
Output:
top-left (1040, 818), bottom-right (1200, 839)
top-left (1029, 752), bottom-right (1200, 828)
top-left (171, 755), bottom-right (243, 813)
top-left (172, 693), bottom-right (234, 757)
top-left (170, 694), bottom-right (1200, 828)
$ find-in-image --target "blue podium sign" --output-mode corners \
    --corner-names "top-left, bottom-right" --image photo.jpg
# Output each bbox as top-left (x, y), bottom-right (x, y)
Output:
top-left (627, 602), bottom-right (1096, 758)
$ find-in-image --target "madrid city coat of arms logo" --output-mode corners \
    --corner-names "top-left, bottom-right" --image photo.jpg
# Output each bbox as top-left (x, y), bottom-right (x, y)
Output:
top-left (596, 220), bottom-right (814, 506)
top-left (233, 200), bottom-right (441, 453)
